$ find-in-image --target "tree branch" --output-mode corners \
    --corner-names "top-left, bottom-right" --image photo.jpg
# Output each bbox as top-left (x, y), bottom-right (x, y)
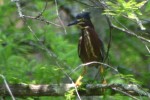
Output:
top-left (0, 84), bottom-right (150, 97)
top-left (11, 0), bottom-right (62, 27)
top-left (111, 24), bottom-right (150, 43)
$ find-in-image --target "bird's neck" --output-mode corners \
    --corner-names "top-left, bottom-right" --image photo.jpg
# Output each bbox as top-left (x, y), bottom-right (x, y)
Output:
top-left (80, 20), bottom-right (94, 29)
top-left (81, 25), bottom-right (95, 35)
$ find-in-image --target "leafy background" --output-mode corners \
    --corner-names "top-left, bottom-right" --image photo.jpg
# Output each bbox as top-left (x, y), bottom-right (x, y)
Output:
top-left (0, 0), bottom-right (149, 100)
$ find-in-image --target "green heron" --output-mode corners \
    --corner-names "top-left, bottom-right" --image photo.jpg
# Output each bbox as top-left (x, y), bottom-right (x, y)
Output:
top-left (68, 12), bottom-right (106, 86)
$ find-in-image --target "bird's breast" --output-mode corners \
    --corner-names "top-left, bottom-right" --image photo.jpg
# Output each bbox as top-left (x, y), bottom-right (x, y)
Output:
top-left (78, 29), bottom-right (102, 63)
top-left (84, 30), bottom-right (97, 58)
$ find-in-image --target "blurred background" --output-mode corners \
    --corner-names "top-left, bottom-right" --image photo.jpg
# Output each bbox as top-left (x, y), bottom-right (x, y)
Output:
top-left (0, 0), bottom-right (149, 99)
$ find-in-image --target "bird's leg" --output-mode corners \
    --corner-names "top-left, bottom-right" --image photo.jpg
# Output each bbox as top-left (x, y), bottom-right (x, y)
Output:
top-left (75, 66), bottom-right (87, 86)
top-left (100, 65), bottom-right (107, 84)
top-left (99, 65), bottom-right (107, 94)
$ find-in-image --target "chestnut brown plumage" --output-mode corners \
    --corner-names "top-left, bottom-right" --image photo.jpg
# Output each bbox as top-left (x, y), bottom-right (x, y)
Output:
top-left (68, 12), bottom-right (106, 86)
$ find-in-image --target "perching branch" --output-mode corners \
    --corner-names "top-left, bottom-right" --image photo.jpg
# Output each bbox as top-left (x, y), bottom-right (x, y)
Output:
top-left (0, 84), bottom-right (150, 97)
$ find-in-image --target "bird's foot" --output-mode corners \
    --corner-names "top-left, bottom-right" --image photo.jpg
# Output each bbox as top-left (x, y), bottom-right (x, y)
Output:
top-left (75, 76), bottom-right (83, 87)
top-left (101, 79), bottom-right (107, 93)
top-left (102, 79), bottom-right (107, 84)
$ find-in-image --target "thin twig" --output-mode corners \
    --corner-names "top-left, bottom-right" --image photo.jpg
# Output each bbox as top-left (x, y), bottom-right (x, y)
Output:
top-left (35, 1), bottom-right (48, 18)
top-left (69, 61), bottom-right (119, 76)
top-left (27, 25), bottom-right (57, 57)
top-left (54, 0), bottom-right (67, 34)
top-left (89, 0), bottom-right (99, 6)
top-left (24, 15), bottom-right (62, 27)
top-left (74, 0), bottom-right (95, 7)
top-left (112, 87), bottom-right (139, 100)
top-left (111, 24), bottom-right (150, 43)
top-left (145, 45), bottom-right (150, 53)
top-left (0, 75), bottom-right (16, 100)
top-left (11, 0), bottom-right (61, 27)
top-left (56, 62), bottom-right (81, 100)
top-left (13, 0), bottom-right (24, 17)
top-left (104, 16), bottom-right (112, 62)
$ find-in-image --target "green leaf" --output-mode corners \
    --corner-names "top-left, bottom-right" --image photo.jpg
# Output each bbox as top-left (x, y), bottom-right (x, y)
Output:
top-left (136, 1), bottom-right (147, 8)
top-left (127, 13), bottom-right (136, 19)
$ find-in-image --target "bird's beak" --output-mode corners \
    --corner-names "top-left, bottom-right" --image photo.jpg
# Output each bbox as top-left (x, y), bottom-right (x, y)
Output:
top-left (67, 20), bottom-right (79, 26)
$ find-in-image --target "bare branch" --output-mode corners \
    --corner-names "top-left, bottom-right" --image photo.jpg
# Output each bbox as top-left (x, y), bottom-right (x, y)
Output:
top-left (74, 0), bottom-right (95, 7)
top-left (0, 84), bottom-right (150, 98)
top-left (145, 45), bottom-right (150, 53)
top-left (35, 1), bottom-right (48, 18)
top-left (104, 16), bottom-right (112, 62)
top-left (56, 62), bottom-right (81, 100)
top-left (111, 24), bottom-right (150, 43)
top-left (11, 0), bottom-right (61, 27)
top-left (24, 15), bottom-right (62, 27)
top-left (70, 61), bottom-right (119, 76)
top-left (54, 0), bottom-right (67, 34)
top-left (0, 75), bottom-right (16, 100)
top-left (112, 87), bottom-right (139, 100)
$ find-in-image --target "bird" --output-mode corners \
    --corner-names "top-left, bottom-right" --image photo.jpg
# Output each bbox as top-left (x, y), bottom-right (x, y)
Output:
top-left (68, 12), bottom-right (106, 86)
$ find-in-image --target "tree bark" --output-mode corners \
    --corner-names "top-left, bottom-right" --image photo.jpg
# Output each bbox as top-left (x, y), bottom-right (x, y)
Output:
top-left (0, 83), bottom-right (150, 97)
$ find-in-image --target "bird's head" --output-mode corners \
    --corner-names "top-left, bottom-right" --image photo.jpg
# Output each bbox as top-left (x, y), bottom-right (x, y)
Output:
top-left (68, 12), bottom-right (93, 29)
